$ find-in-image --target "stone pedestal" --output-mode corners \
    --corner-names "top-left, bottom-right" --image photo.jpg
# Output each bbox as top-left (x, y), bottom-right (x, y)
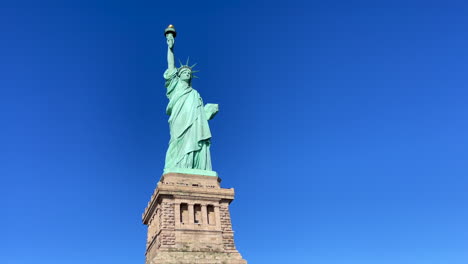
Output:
top-left (142, 172), bottom-right (247, 264)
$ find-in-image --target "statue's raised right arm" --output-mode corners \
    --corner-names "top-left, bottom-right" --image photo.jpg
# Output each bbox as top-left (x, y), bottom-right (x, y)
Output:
top-left (167, 34), bottom-right (175, 70)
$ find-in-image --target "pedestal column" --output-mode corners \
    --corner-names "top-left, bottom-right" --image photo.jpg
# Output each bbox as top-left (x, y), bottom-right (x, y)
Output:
top-left (201, 204), bottom-right (208, 225)
top-left (174, 202), bottom-right (180, 228)
top-left (214, 205), bottom-right (221, 230)
top-left (188, 203), bottom-right (194, 225)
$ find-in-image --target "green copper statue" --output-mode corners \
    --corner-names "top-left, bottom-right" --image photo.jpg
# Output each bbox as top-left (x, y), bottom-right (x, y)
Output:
top-left (163, 25), bottom-right (218, 176)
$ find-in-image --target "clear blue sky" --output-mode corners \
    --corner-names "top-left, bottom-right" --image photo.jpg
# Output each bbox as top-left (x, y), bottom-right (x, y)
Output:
top-left (2, 1), bottom-right (468, 263)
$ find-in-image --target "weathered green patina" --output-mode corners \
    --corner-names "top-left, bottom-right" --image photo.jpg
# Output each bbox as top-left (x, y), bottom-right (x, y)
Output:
top-left (163, 25), bottom-right (218, 176)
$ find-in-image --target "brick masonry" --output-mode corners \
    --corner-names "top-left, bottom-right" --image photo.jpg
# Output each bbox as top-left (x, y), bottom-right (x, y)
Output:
top-left (142, 173), bottom-right (247, 264)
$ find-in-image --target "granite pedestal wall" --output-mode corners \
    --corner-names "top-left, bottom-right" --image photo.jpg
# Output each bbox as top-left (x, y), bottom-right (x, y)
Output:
top-left (142, 172), bottom-right (247, 264)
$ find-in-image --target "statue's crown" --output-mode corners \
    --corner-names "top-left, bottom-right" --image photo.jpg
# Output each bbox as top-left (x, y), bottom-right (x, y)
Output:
top-left (177, 57), bottom-right (199, 78)
top-left (178, 65), bottom-right (192, 73)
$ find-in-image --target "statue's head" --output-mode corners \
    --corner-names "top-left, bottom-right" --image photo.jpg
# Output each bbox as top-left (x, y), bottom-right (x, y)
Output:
top-left (177, 58), bottom-right (198, 83)
top-left (178, 66), bottom-right (192, 82)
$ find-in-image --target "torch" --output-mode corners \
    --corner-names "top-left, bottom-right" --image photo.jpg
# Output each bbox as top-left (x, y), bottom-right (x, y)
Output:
top-left (164, 24), bottom-right (177, 38)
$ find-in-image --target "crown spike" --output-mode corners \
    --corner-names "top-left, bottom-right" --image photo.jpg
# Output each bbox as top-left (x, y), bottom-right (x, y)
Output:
top-left (186, 56), bottom-right (190, 66)
top-left (190, 63), bottom-right (197, 68)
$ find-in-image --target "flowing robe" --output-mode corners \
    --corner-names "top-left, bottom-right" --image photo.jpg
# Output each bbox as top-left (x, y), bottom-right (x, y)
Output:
top-left (163, 68), bottom-right (212, 170)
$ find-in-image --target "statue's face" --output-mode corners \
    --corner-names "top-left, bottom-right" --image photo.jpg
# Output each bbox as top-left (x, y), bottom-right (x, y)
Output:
top-left (179, 69), bottom-right (191, 81)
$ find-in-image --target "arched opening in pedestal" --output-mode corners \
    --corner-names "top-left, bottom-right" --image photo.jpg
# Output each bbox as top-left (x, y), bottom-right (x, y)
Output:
top-left (207, 205), bottom-right (215, 225)
top-left (180, 203), bottom-right (188, 224)
top-left (194, 204), bottom-right (202, 224)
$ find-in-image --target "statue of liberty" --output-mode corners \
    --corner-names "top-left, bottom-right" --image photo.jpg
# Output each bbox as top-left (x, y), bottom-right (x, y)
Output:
top-left (163, 25), bottom-right (218, 174)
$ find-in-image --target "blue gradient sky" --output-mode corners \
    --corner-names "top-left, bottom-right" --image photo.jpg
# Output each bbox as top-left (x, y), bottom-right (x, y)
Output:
top-left (2, 1), bottom-right (468, 263)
